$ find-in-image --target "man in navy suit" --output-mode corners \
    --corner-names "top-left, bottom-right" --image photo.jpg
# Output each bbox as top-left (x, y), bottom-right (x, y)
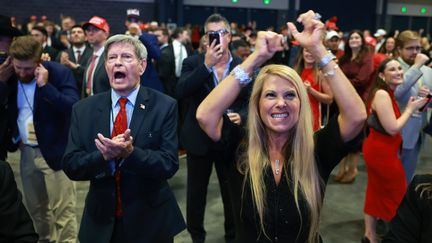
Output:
top-left (1, 36), bottom-right (78, 243)
top-left (63, 34), bottom-right (185, 243)
top-left (82, 16), bottom-right (111, 98)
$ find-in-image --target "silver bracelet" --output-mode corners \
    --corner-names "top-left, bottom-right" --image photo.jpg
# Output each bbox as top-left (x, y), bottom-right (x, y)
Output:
top-left (231, 66), bottom-right (252, 86)
top-left (323, 64), bottom-right (339, 77)
top-left (318, 53), bottom-right (336, 69)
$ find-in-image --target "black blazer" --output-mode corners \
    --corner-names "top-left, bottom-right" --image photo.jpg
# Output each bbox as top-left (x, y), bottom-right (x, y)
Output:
top-left (0, 160), bottom-right (38, 243)
top-left (81, 52), bottom-right (110, 98)
top-left (157, 45), bottom-right (176, 97)
top-left (176, 53), bottom-right (250, 155)
top-left (383, 174), bottom-right (432, 243)
top-left (62, 86), bottom-right (185, 243)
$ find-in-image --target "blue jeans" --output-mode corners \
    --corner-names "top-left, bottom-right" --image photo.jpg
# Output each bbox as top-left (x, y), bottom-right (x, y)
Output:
top-left (401, 138), bottom-right (421, 185)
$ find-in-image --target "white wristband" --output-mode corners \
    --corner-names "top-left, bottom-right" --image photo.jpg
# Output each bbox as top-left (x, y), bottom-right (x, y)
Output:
top-left (231, 66), bottom-right (252, 86)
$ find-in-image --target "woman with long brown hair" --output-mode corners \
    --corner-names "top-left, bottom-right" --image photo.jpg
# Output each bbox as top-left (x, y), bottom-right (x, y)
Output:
top-left (196, 11), bottom-right (366, 243)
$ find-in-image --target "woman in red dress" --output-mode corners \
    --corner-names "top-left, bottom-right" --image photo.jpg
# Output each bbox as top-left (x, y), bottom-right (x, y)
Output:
top-left (295, 47), bottom-right (333, 131)
top-left (362, 58), bottom-right (427, 243)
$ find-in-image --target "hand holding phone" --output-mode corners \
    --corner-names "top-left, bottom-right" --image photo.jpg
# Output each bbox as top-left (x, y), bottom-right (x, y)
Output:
top-left (419, 93), bottom-right (432, 112)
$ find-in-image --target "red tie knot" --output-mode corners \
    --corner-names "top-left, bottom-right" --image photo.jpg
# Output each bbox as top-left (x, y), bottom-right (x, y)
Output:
top-left (118, 97), bottom-right (128, 108)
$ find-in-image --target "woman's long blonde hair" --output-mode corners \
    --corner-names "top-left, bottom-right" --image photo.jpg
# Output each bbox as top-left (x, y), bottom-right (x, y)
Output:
top-left (239, 64), bottom-right (324, 242)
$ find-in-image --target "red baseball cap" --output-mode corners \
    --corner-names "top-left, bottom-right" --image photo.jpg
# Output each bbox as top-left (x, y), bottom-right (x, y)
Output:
top-left (83, 16), bottom-right (110, 33)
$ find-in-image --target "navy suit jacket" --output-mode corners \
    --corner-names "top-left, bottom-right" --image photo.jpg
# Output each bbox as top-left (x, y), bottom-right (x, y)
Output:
top-left (62, 86), bottom-right (185, 243)
top-left (139, 32), bottom-right (164, 92)
top-left (3, 61), bottom-right (79, 170)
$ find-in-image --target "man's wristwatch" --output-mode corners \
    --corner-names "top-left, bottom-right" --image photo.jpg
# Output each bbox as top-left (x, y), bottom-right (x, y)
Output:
top-left (230, 66), bottom-right (252, 86)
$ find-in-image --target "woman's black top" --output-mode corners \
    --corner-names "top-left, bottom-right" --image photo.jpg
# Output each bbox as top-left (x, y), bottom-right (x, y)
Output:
top-left (220, 116), bottom-right (363, 243)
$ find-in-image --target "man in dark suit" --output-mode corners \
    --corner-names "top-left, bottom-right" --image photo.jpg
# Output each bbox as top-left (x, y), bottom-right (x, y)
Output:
top-left (138, 32), bottom-right (164, 92)
top-left (63, 34), bottom-right (185, 243)
top-left (155, 27), bottom-right (176, 97)
top-left (123, 9), bottom-right (164, 93)
top-left (82, 16), bottom-right (111, 98)
top-left (30, 26), bottom-right (59, 61)
top-left (0, 160), bottom-right (38, 243)
top-left (58, 24), bottom-right (93, 93)
top-left (177, 13), bottom-right (250, 243)
top-left (2, 36), bottom-right (78, 243)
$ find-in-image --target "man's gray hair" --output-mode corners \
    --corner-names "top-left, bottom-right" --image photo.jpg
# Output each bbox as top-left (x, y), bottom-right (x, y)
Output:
top-left (104, 34), bottom-right (147, 60)
top-left (204, 14), bottom-right (230, 33)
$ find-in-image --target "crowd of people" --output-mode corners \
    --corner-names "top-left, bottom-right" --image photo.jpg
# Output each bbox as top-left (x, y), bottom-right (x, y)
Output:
top-left (1, 7), bottom-right (432, 243)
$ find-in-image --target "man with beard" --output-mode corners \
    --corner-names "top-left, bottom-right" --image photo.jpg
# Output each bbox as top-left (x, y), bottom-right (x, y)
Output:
top-left (1, 36), bottom-right (78, 243)
top-left (58, 24), bottom-right (93, 93)
top-left (395, 30), bottom-right (432, 183)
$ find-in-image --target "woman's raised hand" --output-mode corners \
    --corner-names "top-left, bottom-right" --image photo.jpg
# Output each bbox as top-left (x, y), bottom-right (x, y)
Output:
top-left (287, 10), bottom-right (325, 54)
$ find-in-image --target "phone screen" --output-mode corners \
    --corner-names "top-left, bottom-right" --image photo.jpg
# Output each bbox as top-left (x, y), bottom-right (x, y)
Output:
top-left (208, 32), bottom-right (220, 46)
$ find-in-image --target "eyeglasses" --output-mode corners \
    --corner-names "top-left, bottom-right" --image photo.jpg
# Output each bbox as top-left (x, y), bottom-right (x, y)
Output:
top-left (205, 29), bottom-right (230, 37)
top-left (403, 46), bottom-right (421, 52)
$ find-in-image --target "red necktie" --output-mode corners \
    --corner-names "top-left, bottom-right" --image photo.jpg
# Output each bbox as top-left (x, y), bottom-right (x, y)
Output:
top-left (112, 97), bottom-right (128, 217)
top-left (86, 54), bottom-right (97, 95)
top-left (76, 50), bottom-right (81, 63)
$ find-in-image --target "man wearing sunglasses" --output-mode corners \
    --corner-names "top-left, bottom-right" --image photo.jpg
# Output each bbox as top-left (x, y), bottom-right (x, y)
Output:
top-left (177, 13), bottom-right (251, 243)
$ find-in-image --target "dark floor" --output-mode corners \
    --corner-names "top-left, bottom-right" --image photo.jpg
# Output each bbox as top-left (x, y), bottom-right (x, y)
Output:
top-left (6, 137), bottom-right (432, 243)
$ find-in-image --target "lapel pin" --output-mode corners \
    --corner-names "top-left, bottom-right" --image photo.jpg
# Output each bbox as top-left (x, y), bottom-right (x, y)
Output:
top-left (140, 104), bottom-right (145, 110)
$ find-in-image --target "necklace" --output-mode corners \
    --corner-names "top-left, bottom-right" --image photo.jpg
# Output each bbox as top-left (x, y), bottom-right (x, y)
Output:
top-left (275, 159), bottom-right (280, 175)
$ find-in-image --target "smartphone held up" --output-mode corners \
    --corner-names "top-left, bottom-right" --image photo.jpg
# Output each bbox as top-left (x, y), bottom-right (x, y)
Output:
top-left (208, 32), bottom-right (220, 46)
